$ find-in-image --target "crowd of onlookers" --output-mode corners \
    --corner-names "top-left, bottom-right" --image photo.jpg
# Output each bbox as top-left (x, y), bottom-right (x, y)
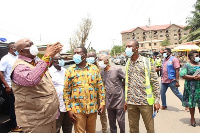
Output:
top-left (0, 38), bottom-right (199, 133)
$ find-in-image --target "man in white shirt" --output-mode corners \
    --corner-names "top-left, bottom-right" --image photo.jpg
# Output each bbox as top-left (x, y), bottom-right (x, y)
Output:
top-left (0, 42), bottom-right (22, 132)
top-left (49, 54), bottom-right (73, 133)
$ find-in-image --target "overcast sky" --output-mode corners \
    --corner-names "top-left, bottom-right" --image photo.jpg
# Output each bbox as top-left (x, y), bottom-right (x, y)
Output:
top-left (0, 0), bottom-right (197, 52)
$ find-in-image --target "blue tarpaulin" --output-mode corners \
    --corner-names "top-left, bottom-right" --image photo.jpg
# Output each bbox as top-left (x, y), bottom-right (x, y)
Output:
top-left (0, 38), bottom-right (7, 42)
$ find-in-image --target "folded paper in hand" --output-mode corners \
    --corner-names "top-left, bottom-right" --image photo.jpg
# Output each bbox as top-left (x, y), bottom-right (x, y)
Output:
top-left (193, 69), bottom-right (200, 76)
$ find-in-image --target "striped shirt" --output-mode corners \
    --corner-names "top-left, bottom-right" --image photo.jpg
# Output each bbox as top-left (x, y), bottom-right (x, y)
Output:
top-left (12, 55), bottom-right (51, 86)
top-left (127, 55), bottom-right (160, 105)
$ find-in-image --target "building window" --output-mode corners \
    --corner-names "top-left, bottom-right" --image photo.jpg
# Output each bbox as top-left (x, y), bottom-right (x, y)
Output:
top-left (154, 43), bottom-right (157, 46)
top-left (160, 35), bottom-right (163, 37)
top-left (137, 33), bottom-right (139, 34)
top-left (149, 43), bottom-right (151, 46)
top-left (143, 32), bottom-right (146, 35)
top-left (184, 33), bottom-right (187, 35)
top-left (127, 34), bottom-right (129, 35)
top-left (160, 31), bottom-right (162, 33)
top-left (141, 43), bottom-right (144, 47)
top-left (175, 38), bottom-right (177, 40)
top-left (174, 34), bottom-right (177, 36)
top-left (175, 43), bottom-right (178, 45)
top-left (137, 37), bottom-right (139, 39)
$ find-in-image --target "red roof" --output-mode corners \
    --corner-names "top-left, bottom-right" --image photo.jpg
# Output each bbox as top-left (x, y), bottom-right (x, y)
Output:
top-left (121, 24), bottom-right (185, 34)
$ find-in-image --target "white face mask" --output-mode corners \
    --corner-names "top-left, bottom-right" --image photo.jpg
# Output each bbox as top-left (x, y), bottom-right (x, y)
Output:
top-left (30, 45), bottom-right (39, 56)
top-left (99, 61), bottom-right (107, 69)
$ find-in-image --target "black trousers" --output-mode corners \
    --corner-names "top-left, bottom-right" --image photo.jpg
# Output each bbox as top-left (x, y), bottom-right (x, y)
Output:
top-left (7, 92), bottom-right (17, 129)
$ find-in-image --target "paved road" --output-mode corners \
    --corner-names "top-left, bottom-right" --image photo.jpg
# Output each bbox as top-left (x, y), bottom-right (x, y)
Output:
top-left (69, 62), bottom-right (200, 133)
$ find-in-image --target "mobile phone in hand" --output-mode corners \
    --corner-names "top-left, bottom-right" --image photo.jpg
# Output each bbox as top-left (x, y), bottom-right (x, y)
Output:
top-left (153, 111), bottom-right (157, 118)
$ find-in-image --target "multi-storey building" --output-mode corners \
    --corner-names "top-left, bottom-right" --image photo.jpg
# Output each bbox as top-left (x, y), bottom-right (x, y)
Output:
top-left (121, 24), bottom-right (190, 51)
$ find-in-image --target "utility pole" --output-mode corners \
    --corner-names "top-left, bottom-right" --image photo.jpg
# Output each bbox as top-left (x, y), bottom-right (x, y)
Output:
top-left (148, 18), bottom-right (153, 53)
top-left (112, 39), bottom-right (116, 57)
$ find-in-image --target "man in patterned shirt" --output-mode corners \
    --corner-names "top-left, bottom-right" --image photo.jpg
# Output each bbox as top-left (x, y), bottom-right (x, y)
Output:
top-left (124, 40), bottom-right (160, 133)
top-left (63, 47), bottom-right (105, 133)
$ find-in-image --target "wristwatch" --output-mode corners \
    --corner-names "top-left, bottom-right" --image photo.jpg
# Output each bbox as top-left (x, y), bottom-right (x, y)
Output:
top-left (175, 80), bottom-right (179, 83)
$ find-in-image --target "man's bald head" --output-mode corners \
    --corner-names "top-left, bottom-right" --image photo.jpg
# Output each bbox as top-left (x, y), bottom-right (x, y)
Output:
top-left (15, 38), bottom-right (35, 58)
top-left (99, 54), bottom-right (109, 61)
top-left (15, 38), bottom-right (33, 52)
top-left (127, 40), bottom-right (139, 48)
top-left (87, 51), bottom-right (96, 58)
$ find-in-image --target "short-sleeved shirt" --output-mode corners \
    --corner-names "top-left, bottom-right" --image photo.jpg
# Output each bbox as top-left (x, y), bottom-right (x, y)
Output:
top-left (161, 55), bottom-right (180, 83)
top-left (0, 53), bottom-right (18, 87)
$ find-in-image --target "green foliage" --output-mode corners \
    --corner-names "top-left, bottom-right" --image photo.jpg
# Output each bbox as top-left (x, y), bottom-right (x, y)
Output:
top-left (110, 45), bottom-right (124, 56)
top-left (160, 39), bottom-right (170, 47)
top-left (183, 0), bottom-right (200, 41)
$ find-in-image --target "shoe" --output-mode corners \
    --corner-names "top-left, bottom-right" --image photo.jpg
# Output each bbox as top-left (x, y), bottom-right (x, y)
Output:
top-left (191, 123), bottom-right (196, 127)
top-left (161, 106), bottom-right (167, 110)
top-left (11, 126), bottom-right (23, 132)
top-left (191, 119), bottom-right (196, 127)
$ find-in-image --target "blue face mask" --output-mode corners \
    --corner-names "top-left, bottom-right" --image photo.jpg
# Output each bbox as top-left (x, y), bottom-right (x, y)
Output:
top-left (73, 54), bottom-right (82, 64)
top-left (194, 57), bottom-right (200, 63)
top-left (125, 48), bottom-right (134, 58)
top-left (163, 53), bottom-right (167, 58)
top-left (86, 57), bottom-right (95, 64)
top-left (58, 59), bottom-right (65, 67)
top-left (14, 51), bottom-right (19, 56)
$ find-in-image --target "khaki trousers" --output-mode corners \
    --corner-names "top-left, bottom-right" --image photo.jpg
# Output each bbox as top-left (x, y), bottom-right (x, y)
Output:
top-left (99, 107), bottom-right (108, 133)
top-left (127, 104), bottom-right (154, 133)
top-left (74, 112), bottom-right (97, 133)
top-left (98, 96), bottom-right (108, 133)
top-left (22, 120), bottom-right (56, 133)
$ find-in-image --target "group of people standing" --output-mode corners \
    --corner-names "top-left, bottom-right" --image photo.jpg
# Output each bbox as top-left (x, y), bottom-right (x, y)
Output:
top-left (0, 38), bottom-right (200, 133)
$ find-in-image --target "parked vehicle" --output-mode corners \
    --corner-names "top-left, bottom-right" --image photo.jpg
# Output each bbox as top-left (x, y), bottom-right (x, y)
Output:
top-left (120, 56), bottom-right (126, 66)
top-left (111, 57), bottom-right (115, 62)
top-left (113, 56), bottom-right (121, 65)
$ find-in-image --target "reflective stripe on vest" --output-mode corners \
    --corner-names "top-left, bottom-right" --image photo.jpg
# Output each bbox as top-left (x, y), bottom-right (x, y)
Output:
top-left (125, 57), bottom-right (155, 105)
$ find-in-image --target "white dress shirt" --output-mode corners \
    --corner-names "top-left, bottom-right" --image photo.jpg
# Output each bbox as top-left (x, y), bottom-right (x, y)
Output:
top-left (0, 52), bottom-right (18, 87)
top-left (49, 66), bottom-right (66, 112)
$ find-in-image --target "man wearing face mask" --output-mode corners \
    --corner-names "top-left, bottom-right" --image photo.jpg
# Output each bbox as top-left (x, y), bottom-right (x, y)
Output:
top-left (124, 40), bottom-right (160, 133)
top-left (87, 51), bottom-right (108, 133)
top-left (49, 54), bottom-right (73, 133)
top-left (10, 38), bottom-right (63, 133)
top-left (0, 42), bottom-right (22, 132)
top-left (63, 47), bottom-right (105, 133)
top-left (99, 54), bottom-right (125, 133)
top-left (160, 48), bottom-right (183, 110)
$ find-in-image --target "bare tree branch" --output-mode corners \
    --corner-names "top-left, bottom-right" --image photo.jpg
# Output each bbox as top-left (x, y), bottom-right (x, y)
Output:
top-left (70, 15), bottom-right (92, 52)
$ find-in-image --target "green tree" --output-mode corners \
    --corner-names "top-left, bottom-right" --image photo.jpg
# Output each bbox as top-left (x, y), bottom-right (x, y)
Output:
top-left (160, 39), bottom-right (170, 47)
top-left (110, 45), bottom-right (123, 56)
top-left (183, 0), bottom-right (200, 41)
